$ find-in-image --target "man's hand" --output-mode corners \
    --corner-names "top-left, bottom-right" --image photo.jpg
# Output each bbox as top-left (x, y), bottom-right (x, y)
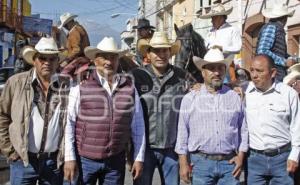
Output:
top-left (233, 86), bottom-right (245, 100)
top-left (190, 83), bottom-right (202, 91)
top-left (211, 45), bottom-right (223, 51)
top-left (8, 152), bottom-right (20, 162)
top-left (60, 61), bottom-right (69, 68)
top-left (179, 155), bottom-right (192, 184)
top-left (131, 161), bottom-right (143, 180)
top-left (287, 160), bottom-right (298, 173)
top-left (229, 152), bottom-right (245, 178)
top-left (286, 59), bottom-right (297, 68)
top-left (64, 160), bottom-right (78, 182)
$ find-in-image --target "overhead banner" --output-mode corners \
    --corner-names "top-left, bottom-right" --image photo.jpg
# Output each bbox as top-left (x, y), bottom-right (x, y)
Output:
top-left (23, 16), bottom-right (53, 44)
top-left (23, 16), bottom-right (53, 35)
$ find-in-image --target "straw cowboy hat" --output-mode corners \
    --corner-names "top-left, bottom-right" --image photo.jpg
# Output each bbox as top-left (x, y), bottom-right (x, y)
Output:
top-left (283, 63), bottom-right (300, 84)
top-left (133, 18), bottom-right (155, 30)
top-left (138, 31), bottom-right (181, 56)
top-left (84, 37), bottom-right (127, 60)
top-left (198, 3), bottom-right (233, 19)
top-left (58, 12), bottom-right (78, 29)
top-left (262, 3), bottom-right (295, 19)
top-left (193, 48), bottom-right (234, 70)
top-left (22, 37), bottom-right (61, 65)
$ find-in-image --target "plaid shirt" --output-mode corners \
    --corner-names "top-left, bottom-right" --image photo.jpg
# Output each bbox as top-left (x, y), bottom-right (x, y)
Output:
top-left (256, 24), bottom-right (285, 66)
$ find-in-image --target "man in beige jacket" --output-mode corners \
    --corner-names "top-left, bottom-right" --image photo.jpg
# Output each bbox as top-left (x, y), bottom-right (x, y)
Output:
top-left (0, 37), bottom-right (70, 185)
top-left (58, 12), bottom-right (90, 67)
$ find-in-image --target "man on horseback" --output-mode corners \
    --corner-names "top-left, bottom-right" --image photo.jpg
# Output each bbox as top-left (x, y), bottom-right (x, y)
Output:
top-left (198, 3), bottom-right (242, 84)
top-left (133, 18), bottom-right (155, 66)
top-left (58, 12), bottom-right (90, 69)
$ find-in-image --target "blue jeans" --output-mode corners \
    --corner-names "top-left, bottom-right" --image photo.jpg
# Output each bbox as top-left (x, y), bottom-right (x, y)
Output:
top-left (190, 154), bottom-right (240, 185)
top-left (10, 154), bottom-right (63, 185)
top-left (247, 150), bottom-right (294, 185)
top-left (134, 148), bottom-right (179, 185)
top-left (79, 152), bottom-right (125, 185)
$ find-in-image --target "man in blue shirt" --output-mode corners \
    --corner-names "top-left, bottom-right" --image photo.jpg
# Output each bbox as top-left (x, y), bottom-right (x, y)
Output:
top-left (256, 3), bottom-right (296, 81)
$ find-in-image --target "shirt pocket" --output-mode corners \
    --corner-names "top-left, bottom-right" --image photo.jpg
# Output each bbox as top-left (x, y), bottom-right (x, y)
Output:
top-left (269, 104), bottom-right (286, 112)
top-left (268, 104), bottom-right (288, 121)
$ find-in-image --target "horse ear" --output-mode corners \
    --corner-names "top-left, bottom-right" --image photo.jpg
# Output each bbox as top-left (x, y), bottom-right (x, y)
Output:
top-left (174, 24), bottom-right (179, 34)
top-left (189, 24), bottom-right (193, 31)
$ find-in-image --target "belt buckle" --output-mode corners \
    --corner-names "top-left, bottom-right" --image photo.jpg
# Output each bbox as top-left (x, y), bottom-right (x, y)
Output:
top-left (216, 155), bottom-right (223, 161)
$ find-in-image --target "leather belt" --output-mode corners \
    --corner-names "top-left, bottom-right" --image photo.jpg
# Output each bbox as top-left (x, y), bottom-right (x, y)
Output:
top-left (250, 143), bottom-right (291, 157)
top-left (28, 151), bottom-right (58, 159)
top-left (192, 151), bottom-right (236, 161)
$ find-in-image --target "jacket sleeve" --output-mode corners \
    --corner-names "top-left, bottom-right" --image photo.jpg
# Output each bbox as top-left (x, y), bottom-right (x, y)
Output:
top-left (67, 29), bottom-right (81, 61)
top-left (0, 78), bottom-right (16, 157)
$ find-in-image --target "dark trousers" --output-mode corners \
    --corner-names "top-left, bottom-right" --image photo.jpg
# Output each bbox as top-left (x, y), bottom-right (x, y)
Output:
top-left (10, 154), bottom-right (63, 185)
top-left (79, 152), bottom-right (125, 185)
top-left (275, 64), bottom-right (287, 82)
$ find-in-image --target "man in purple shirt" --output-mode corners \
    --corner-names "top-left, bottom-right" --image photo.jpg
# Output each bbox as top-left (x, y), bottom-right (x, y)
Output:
top-left (175, 48), bottom-right (248, 185)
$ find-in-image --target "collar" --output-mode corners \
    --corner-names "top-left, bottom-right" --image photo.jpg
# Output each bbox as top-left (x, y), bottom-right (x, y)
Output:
top-left (211, 22), bottom-right (230, 32)
top-left (95, 71), bottom-right (120, 86)
top-left (31, 69), bottom-right (59, 84)
top-left (146, 64), bottom-right (172, 78)
top-left (246, 80), bottom-right (281, 94)
top-left (201, 84), bottom-right (228, 95)
top-left (68, 23), bottom-right (79, 35)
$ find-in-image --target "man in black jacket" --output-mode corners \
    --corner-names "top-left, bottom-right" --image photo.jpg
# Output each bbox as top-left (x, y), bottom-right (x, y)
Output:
top-left (132, 31), bottom-right (192, 185)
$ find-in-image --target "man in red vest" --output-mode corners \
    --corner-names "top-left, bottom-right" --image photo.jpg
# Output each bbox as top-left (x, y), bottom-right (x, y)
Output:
top-left (63, 37), bottom-right (146, 184)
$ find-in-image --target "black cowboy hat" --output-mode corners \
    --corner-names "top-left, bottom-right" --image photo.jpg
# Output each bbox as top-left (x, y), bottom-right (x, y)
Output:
top-left (133, 18), bottom-right (155, 30)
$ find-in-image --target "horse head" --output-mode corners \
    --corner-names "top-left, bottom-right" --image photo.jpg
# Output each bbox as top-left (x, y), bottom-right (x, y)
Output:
top-left (174, 23), bottom-right (207, 82)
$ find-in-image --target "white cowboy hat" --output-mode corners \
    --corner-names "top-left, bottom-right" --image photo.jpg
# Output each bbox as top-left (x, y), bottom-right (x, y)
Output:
top-left (193, 48), bottom-right (234, 70)
top-left (283, 63), bottom-right (300, 84)
top-left (22, 37), bottom-right (61, 65)
top-left (138, 31), bottom-right (181, 56)
top-left (84, 37), bottom-right (127, 60)
top-left (58, 12), bottom-right (78, 29)
top-left (198, 3), bottom-right (233, 19)
top-left (262, 3), bottom-right (295, 19)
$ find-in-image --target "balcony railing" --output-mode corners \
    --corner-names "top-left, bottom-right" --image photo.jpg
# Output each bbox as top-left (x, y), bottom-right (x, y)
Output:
top-left (0, 2), bottom-right (23, 31)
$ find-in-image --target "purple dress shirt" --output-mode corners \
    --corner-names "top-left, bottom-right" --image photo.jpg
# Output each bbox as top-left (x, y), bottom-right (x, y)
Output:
top-left (175, 85), bottom-right (248, 155)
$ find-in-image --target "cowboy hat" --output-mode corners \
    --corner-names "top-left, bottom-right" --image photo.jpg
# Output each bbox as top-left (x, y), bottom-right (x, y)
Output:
top-left (138, 31), bottom-right (181, 56)
top-left (193, 48), bottom-right (234, 70)
top-left (262, 3), bottom-right (295, 19)
top-left (132, 18), bottom-right (155, 30)
top-left (84, 37), bottom-right (127, 60)
top-left (58, 12), bottom-right (78, 29)
top-left (22, 37), bottom-right (61, 65)
top-left (283, 63), bottom-right (300, 84)
top-left (198, 3), bottom-right (233, 19)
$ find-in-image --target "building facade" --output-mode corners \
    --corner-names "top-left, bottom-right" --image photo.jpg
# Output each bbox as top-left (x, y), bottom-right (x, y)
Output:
top-left (137, 0), bottom-right (300, 68)
top-left (0, 0), bottom-right (31, 67)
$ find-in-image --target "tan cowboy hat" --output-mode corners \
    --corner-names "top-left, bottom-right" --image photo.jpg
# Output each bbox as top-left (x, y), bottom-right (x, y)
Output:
top-left (262, 3), bottom-right (295, 19)
top-left (283, 63), bottom-right (300, 84)
top-left (58, 12), bottom-right (78, 29)
top-left (193, 48), bottom-right (234, 70)
top-left (198, 3), bottom-right (233, 19)
top-left (22, 37), bottom-right (61, 65)
top-left (138, 31), bottom-right (181, 56)
top-left (84, 37), bottom-right (127, 60)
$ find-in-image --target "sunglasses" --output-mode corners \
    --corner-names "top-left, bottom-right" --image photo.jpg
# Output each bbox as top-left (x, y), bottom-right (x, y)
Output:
top-left (37, 55), bottom-right (58, 62)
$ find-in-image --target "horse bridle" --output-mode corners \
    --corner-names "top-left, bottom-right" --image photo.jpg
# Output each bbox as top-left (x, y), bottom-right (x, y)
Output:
top-left (176, 36), bottom-right (194, 70)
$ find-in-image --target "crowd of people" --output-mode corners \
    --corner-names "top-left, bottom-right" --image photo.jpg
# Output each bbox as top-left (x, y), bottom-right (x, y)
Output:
top-left (0, 2), bottom-right (300, 185)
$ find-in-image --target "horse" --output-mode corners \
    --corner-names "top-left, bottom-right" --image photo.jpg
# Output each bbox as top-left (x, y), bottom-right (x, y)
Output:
top-left (174, 23), bottom-right (207, 82)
